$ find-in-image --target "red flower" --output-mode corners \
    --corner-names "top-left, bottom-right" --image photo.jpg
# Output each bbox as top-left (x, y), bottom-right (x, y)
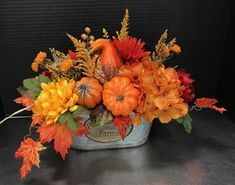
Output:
top-left (41, 70), bottom-right (52, 78)
top-left (68, 49), bottom-right (77, 60)
top-left (111, 37), bottom-right (150, 64)
top-left (177, 69), bottom-right (195, 103)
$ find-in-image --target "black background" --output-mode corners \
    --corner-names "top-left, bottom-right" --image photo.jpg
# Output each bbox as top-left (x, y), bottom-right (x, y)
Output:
top-left (0, 0), bottom-right (234, 121)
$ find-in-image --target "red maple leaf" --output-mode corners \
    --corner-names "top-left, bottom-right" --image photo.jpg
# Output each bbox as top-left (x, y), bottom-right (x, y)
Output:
top-left (15, 138), bottom-right (45, 180)
top-left (14, 95), bottom-right (34, 110)
top-left (195, 98), bottom-right (217, 108)
top-left (113, 116), bottom-right (132, 140)
top-left (194, 98), bottom-right (227, 113)
top-left (212, 106), bottom-right (227, 113)
top-left (37, 123), bottom-right (72, 159)
top-left (73, 124), bottom-right (89, 136)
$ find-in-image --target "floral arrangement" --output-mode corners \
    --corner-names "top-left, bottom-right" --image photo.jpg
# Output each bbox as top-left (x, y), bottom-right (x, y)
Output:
top-left (0, 9), bottom-right (226, 180)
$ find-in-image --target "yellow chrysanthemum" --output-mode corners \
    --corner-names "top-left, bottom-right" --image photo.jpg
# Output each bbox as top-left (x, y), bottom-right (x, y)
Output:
top-left (33, 79), bottom-right (78, 125)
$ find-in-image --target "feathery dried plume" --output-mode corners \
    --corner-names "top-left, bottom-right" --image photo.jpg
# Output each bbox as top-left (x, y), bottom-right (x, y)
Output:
top-left (49, 48), bottom-right (67, 63)
top-left (116, 9), bottom-right (129, 40)
top-left (67, 33), bottom-right (96, 77)
top-left (102, 28), bottom-right (109, 39)
top-left (153, 29), bottom-right (180, 64)
top-left (155, 29), bottom-right (168, 54)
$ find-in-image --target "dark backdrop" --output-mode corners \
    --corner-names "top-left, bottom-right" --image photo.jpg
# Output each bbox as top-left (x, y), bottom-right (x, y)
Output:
top-left (0, 0), bottom-right (233, 120)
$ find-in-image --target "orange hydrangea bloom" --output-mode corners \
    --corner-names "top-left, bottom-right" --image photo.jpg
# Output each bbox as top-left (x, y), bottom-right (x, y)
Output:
top-left (119, 57), bottom-right (188, 124)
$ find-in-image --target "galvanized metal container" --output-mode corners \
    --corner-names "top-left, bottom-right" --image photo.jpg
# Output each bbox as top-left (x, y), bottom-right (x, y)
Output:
top-left (71, 117), bottom-right (152, 150)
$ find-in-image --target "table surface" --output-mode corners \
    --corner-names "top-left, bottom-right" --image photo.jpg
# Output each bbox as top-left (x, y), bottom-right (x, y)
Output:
top-left (0, 110), bottom-right (235, 185)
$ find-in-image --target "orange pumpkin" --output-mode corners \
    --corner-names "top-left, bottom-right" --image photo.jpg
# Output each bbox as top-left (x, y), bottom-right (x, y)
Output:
top-left (76, 77), bottom-right (103, 108)
top-left (103, 76), bottom-right (140, 116)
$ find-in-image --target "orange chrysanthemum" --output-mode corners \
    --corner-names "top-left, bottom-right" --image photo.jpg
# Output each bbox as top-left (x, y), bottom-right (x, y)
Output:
top-left (111, 37), bottom-right (150, 64)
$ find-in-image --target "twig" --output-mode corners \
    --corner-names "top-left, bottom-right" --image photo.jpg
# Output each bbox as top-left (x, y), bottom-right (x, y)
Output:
top-left (24, 126), bottom-right (32, 140)
top-left (0, 106), bottom-right (31, 125)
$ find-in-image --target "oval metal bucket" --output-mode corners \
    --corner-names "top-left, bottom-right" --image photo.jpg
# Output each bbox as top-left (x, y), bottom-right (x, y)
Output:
top-left (71, 118), bottom-right (152, 150)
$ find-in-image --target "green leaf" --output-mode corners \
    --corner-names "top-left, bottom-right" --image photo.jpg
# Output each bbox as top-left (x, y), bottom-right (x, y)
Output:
top-left (38, 75), bottom-right (51, 84)
top-left (58, 112), bottom-right (70, 124)
top-left (176, 113), bottom-right (192, 134)
top-left (17, 86), bottom-right (27, 95)
top-left (72, 106), bottom-right (89, 118)
top-left (23, 79), bottom-right (35, 90)
top-left (176, 117), bottom-right (184, 123)
top-left (23, 78), bottom-right (40, 90)
top-left (31, 78), bottom-right (40, 87)
top-left (58, 111), bottom-right (79, 131)
top-left (67, 116), bottom-right (78, 131)
top-left (183, 114), bottom-right (192, 134)
top-left (23, 78), bottom-right (42, 98)
top-left (27, 89), bottom-right (41, 98)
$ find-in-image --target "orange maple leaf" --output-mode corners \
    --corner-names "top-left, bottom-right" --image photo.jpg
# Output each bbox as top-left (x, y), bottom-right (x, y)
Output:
top-left (53, 124), bottom-right (72, 160)
top-left (31, 114), bottom-right (45, 126)
top-left (15, 138), bottom-right (45, 180)
top-left (194, 98), bottom-right (227, 113)
top-left (14, 95), bottom-right (34, 110)
top-left (113, 116), bottom-right (132, 140)
top-left (37, 122), bottom-right (58, 143)
top-left (37, 123), bottom-right (72, 160)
